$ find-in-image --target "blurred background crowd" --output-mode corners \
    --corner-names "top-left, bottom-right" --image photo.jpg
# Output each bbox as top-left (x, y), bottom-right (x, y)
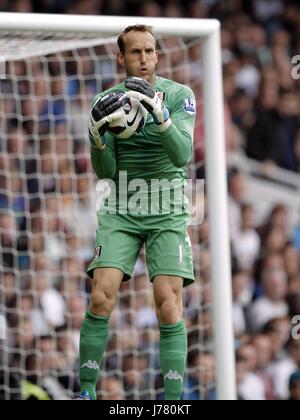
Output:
top-left (1, 0), bottom-right (300, 401)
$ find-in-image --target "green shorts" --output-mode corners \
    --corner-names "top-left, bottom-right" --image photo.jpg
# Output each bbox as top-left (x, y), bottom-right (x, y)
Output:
top-left (87, 212), bottom-right (194, 287)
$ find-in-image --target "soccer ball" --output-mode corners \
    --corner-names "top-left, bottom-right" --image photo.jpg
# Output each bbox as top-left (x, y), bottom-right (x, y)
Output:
top-left (107, 92), bottom-right (147, 139)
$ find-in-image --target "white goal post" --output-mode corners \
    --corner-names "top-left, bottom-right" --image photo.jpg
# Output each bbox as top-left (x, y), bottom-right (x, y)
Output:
top-left (0, 12), bottom-right (236, 400)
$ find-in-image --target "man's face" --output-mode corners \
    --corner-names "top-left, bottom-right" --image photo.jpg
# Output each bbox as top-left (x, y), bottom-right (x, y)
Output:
top-left (118, 30), bottom-right (158, 84)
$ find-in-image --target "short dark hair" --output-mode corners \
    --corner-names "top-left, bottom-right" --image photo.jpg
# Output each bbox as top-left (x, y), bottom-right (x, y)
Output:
top-left (117, 25), bottom-right (157, 54)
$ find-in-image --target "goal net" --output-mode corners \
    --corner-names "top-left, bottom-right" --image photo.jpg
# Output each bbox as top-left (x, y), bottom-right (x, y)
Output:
top-left (0, 17), bottom-right (233, 401)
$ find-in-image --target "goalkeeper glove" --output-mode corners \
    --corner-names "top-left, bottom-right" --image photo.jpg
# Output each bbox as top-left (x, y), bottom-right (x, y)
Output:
top-left (124, 77), bottom-right (170, 130)
top-left (89, 91), bottom-right (125, 150)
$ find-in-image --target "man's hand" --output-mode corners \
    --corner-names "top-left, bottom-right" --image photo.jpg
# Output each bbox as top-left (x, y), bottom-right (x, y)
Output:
top-left (89, 91), bottom-right (124, 150)
top-left (125, 77), bottom-right (170, 130)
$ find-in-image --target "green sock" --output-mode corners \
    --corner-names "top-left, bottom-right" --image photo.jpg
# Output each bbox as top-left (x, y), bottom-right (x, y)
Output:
top-left (79, 311), bottom-right (110, 400)
top-left (159, 320), bottom-right (187, 400)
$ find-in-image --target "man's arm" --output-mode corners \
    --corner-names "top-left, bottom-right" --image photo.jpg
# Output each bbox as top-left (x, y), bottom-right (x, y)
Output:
top-left (91, 132), bottom-right (117, 179)
top-left (89, 91), bottom-right (124, 179)
top-left (158, 93), bottom-right (195, 168)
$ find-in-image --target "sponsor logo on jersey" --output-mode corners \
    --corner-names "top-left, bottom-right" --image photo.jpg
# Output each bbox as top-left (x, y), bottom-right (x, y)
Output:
top-left (164, 370), bottom-right (184, 383)
top-left (81, 360), bottom-right (100, 371)
top-left (183, 97), bottom-right (196, 115)
top-left (94, 246), bottom-right (102, 260)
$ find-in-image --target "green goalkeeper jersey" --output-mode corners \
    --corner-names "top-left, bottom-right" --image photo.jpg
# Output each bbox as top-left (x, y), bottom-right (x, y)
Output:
top-left (91, 76), bottom-right (196, 215)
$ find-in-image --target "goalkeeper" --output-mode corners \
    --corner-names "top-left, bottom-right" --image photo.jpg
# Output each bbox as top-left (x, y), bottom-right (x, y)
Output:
top-left (77, 25), bottom-right (196, 401)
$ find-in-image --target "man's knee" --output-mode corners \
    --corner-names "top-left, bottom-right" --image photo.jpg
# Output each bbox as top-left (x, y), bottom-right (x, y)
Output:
top-left (157, 298), bottom-right (182, 324)
top-left (90, 288), bottom-right (116, 316)
top-left (154, 276), bottom-right (183, 324)
top-left (90, 268), bottom-right (122, 316)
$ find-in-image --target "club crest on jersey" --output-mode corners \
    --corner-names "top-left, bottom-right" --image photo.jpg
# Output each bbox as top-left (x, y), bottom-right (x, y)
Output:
top-left (183, 97), bottom-right (196, 115)
top-left (94, 246), bottom-right (102, 260)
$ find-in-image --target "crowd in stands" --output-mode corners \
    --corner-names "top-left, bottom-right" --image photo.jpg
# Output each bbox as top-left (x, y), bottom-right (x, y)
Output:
top-left (1, 0), bottom-right (300, 400)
